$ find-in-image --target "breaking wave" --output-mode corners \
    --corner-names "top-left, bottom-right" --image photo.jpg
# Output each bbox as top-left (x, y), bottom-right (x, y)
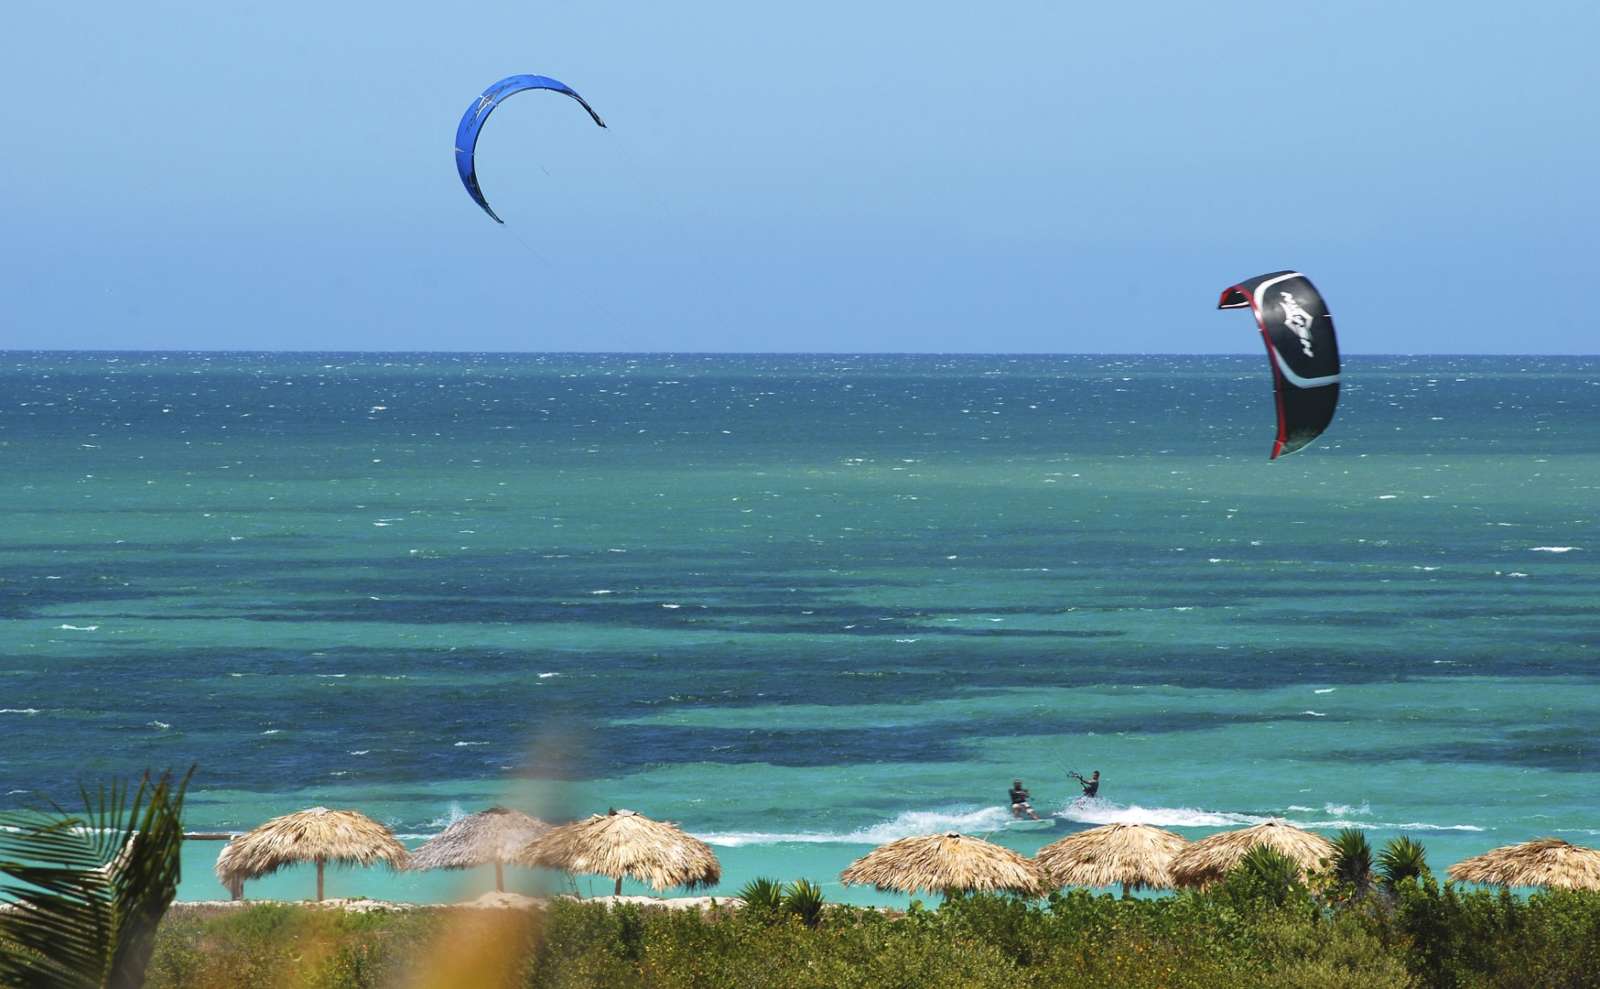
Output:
top-left (698, 799), bottom-right (1484, 847)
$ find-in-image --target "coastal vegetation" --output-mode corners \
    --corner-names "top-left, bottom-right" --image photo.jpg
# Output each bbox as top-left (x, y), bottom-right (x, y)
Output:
top-left (139, 866), bottom-right (1600, 988)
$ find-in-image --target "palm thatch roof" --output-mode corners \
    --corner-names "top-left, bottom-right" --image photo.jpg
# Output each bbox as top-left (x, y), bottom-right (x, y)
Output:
top-left (840, 832), bottom-right (1045, 897)
top-left (517, 809), bottom-right (720, 893)
top-left (1036, 823), bottom-right (1189, 892)
top-left (1169, 820), bottom-right (1334, 888)
top-left (407, 808), bottom-right (550, 872)
top-left (1446, 838), bottom-right (1600, 891)
top-left (213, 806), bottom-right (408, 886)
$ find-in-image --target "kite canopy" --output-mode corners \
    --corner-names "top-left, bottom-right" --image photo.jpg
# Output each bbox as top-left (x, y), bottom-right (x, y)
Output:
top-left (1218, 270), bottom-right (1341, 458)
top-left (455, 74), bottom-right (606, 224)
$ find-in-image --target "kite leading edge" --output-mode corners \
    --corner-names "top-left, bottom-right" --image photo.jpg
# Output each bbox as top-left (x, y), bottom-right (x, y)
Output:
top-left (455, 74), bottom-right (606, 224)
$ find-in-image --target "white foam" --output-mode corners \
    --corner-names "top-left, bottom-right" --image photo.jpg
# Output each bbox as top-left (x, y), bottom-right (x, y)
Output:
top-left (1300, 710), bottom-right (1327, 717)
top-left (148, 721), bottom-right (171, 730)
top-left (0, 708), bottom-right (41, 715)
top-left (260, 729), bottom-right (281, 735)
top-left (538, 672), bottom-right (560, 679)
top-left (426, 803), bottom-right (469, 830)
top-left (1530, 546), bottom-right (1580, 553)
top-left (1313, 688), bottom-right (1336, 694)
top-left (1060, 799), bottom-right (1261, 828)
top-left (453, 741), bottom-right (488, 747)
top-left (699, 805), bottom-right (1017, 847)
top-left (696, 798), bottom-right (1488, 848)
top-left (1323, 802), bottom-right (1370, 818)
top-left (349, 750), bottom-right (370, 756)
top-left (57, 624), bottom-right (99, 631)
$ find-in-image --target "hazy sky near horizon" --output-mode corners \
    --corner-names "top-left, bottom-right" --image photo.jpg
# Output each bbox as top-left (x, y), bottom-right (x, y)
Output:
top-left (3, 0), bottom-right (1596, 354)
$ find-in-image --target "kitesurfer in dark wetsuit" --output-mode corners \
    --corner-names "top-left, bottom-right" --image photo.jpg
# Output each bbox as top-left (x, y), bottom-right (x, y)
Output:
top-left (1009, 779), bottom-right (1041, 820)
top-left (1070, 770), bottom-right (1100, 799)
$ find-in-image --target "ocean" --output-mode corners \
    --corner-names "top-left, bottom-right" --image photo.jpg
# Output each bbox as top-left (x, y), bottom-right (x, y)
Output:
top-left (1, 352), bottom-right (1596, 904)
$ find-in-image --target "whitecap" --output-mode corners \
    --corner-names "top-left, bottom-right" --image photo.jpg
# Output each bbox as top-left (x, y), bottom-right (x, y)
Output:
top-left (1377, 494), bottom-right (1399, 500)
top-left (1530, 546), bottom-right (1580, 553)
top-left (697, 805), bottom-right (1018, 847)
top-left (453, 741), bottom-right (488, 747)
top-left (590, 589), bottom-right (614, 595)
top-left (1060, 799), bottom-right (1260, 829)
top-left (1300, 710), bottom-right (1327, 717)
top-left (426, 803), bottom-right (469, 829)
top-left (537, 672), bottom-right (560, 679)
top-left (1324, 802), bottom-right (1370, 817)
top-left (260, 729), bottom-right (281, 735)
top-left (1313, 688), bottom-right (1336, 694)
top-left (661, 603), bottom-right (681, 609)
top-left (57, 624), bottom-right (99, 631)
top-left (0, 708), bottom-right (41, 715)
top-left (148, 721), bottom-right (171, 730)
top-left (349, 750), bottom-right (370, 756)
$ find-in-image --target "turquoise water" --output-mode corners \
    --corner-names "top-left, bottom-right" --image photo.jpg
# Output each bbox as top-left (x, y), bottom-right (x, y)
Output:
top-left (2, 352), bottom-right (1596, 904)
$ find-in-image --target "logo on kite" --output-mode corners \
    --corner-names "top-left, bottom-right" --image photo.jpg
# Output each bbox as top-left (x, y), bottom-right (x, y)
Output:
top-left (454, 74), bottom-right (607, 224)
top-left (1279, 292), bottom-right (1316, 357)
top-left (1217, 271), bottom-right (1342, 459)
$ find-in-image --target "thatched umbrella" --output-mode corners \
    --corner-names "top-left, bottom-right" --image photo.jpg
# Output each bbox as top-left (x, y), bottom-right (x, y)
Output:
top-left (1169, 820), bottom-right (1335, 888)
top-left (214, 806), bottom-right (409, 901)
top-left (1036, 823), bottom-right (1189, 895)
top-left (407, 807), bottom-right (550, 892)
top-left (840, 831), bottom-right (1045, 898)
top-left (1447, 838), bottom-right (1600, 891)
top-left (517, 808), bottom-right (720, 897)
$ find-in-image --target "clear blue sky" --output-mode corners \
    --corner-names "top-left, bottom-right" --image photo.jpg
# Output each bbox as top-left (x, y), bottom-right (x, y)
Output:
top-left (3, 0), bottom-right (1595, 353)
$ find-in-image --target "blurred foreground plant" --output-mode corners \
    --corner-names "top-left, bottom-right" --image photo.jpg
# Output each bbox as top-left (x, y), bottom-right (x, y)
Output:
top-left (0, 767), bottom-right (193, 989)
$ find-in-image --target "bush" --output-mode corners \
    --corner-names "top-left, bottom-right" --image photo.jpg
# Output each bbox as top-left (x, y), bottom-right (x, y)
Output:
top-left (140, 879), bottom-right (1600, 989)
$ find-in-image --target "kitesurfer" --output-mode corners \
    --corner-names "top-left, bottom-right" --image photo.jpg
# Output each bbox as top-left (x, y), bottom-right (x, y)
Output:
top-left (1009, 779), bottom-right (1041, 820)
top-left (1070, 770), bottom-right (1100, 799)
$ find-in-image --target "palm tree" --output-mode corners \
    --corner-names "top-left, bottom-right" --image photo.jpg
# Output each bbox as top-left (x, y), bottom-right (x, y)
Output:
top-left (1330, 828), bottom-right (1375, 896)
top-left (1378, 835), bottom-right (1431, 889)
top-left (0, 768), bottom-right (192, 989)
top-left (1234, 845), bottom-right (1304, 906)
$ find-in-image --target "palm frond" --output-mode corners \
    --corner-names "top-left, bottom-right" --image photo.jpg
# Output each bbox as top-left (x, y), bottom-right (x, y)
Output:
top-left (0, 767), bottom-right (193, 989)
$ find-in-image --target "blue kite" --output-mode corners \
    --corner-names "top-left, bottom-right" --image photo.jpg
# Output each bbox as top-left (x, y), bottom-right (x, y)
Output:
top-left (454, 75), bottom-right (606, 224)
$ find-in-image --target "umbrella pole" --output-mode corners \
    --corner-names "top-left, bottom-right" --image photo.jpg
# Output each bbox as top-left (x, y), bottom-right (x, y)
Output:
top-left (614, 875), bottom-right (623, 897)
top-left (317, 858), bottom-right (325, 902)
top-left (496, 862), bottom-right (505, 893)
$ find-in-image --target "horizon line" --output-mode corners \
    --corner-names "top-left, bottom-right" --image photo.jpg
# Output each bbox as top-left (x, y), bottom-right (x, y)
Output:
top-left (4, 349), bottom-right (1598, 359)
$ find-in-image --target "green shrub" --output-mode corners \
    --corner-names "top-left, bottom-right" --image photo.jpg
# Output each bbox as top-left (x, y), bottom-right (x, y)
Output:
top-left (781, 880), bottom-right (825, 929)
top-left (139, 878), bottom-right (1600, 989)
top-left (736, 877), bottom-right (784, 923)
top-left (1380, 836), bottom-right (1432, 889)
